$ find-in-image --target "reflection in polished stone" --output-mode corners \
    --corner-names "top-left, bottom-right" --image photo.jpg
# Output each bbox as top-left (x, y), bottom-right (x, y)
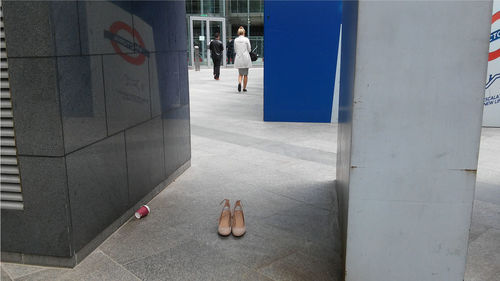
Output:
top-left (79, 1), bottom-right (134, 56)
top-left (163, 105), bottom-right (191, 176)
top-left (66, 133), bottom-right (128, 252)
top-left (2, 0), bottom-right (191, 265)
top-left (148, 53), bottom-right (162, 117)
top-left (58, 56), bottom-right (107, 153)
top-left (126, 116), bottom-right (166, 205)
top-left (103, 54), bottom-right (151, 134)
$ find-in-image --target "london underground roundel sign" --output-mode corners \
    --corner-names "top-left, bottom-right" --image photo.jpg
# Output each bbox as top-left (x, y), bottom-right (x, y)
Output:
top-left (108, 21), bottom-right (147, 66)
top-left (489, 11), bottom-right (500, 61)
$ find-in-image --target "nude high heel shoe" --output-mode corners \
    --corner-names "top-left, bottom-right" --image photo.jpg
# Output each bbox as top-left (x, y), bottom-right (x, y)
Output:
top-left (218, 199), bottom-right (232, 236)
top-left (232, 200), bottom-right (246, 237)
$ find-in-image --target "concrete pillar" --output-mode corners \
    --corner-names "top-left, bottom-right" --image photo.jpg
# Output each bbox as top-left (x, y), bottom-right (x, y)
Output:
top-left (336, 1), bottom-right (492, 280)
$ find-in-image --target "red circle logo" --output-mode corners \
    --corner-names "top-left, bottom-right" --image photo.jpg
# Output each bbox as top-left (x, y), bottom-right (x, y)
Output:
top-left (109, 21), bottom-right (146, 65)
top-left (489, 11), bottom-right (500, 61)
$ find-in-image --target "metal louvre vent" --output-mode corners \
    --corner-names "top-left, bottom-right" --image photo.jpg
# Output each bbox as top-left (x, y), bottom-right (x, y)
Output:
top-left (0, 4), bottom-right (23, 210)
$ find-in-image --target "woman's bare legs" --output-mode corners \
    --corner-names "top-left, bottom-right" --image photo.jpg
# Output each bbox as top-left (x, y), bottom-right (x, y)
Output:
top-left (243, 75), bottom-right (248, 89)
top-left (237, 74), bottom-right (242, 92)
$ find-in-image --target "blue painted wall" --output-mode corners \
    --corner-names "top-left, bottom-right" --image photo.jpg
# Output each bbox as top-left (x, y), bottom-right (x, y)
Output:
top-left (264, 0), bottom-right (342, 122)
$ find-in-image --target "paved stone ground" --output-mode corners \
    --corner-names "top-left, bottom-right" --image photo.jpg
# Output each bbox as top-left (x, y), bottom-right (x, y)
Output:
top-left (1, 68), bottom-right (498, 281)
top-left (465, 127), bottom-right (500, 281)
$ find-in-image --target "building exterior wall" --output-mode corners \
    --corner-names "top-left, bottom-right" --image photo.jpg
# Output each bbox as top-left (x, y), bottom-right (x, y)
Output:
top-left (1, 0), bottom-right (191, 267)
top-left (185, 0), bottom-right (264, 66)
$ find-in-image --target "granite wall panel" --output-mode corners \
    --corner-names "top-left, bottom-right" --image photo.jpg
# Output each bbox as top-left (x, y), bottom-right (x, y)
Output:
top-left (1, 157), bottom-right (71, 257)
top-left (165, 1), bottom-right (188, 51)
top-left (50, 1), bottom-right (81, 56)
top-left (179, 52), bottom-right (190, 106)
top-left (125, 116), bottom-right (166, 205)
top-left (155, 52), bottom-right (180, 112)
top-left (102, 54), bottom-right (151, 134)
top-left (2, 1), bottom-right (55, 57)
top-left (58, 55), bottom-right (107, 153)
top-left (7, 57), bottom-right (64, 156)
top-left (2, 1), bottom-right (81, 57)
top-left (149, 53), bottom-right (162, 117)
top-left (2, 0), bottom-right (191, 266)
top-left (66, 133), bottom-right (129, 252)
top-left (163, 105), bottom-right (191, 176)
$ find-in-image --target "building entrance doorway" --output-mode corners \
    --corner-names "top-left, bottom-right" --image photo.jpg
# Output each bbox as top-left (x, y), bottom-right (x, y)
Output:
top-left (189, 16), bottom-right (226, 68)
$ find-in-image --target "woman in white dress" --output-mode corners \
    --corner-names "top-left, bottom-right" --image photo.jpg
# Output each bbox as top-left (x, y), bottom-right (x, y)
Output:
top-left (233, 26), bottom-right (252, 92)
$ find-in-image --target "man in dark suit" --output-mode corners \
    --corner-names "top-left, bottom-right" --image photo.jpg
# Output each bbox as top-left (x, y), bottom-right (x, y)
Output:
top-left (209, 33), bottom-right (224, 80)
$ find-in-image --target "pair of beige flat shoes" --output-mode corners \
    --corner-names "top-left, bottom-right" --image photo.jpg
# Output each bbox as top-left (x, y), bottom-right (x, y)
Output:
top-left (218, 199), bottom-right (246, 237)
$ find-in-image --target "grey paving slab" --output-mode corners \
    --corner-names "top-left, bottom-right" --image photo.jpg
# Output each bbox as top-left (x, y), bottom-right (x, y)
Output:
top-left (240, 271), bottom-right (275, 281)
top-left (474, 180), bottom-right (500, 206)
top-left (258, 251), bottom-right (342, 281)
top-left (262, 180), bottom-right (336, 211)
top-left (173, 214), bottom-right (296, 269)
top-left (124, 239), bottom-right (254, 281)
top-left (11, 269), bottom-right (65, 281)
top-left (15, 251), bottom-right (139, 281)
top-left (465, 228), bottom-right (500, 281)
top-left (1, 263), bottom-right (44, 280)
top-left (250, 221), bottom-right (342, 265)
top-left (1, 267), bottom-right (13, 281)
top-left (471, 200), bottom-right (500, 235)
top-left (261, 203), bottom-right (338, 244)
top-left (99, 217), bottom-right (188, 265)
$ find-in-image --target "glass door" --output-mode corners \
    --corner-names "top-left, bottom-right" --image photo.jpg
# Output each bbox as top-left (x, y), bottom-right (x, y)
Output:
top-left (191, 19), bottom-right (208, 67)
top-left (190, 17), bottom-right (226, 68)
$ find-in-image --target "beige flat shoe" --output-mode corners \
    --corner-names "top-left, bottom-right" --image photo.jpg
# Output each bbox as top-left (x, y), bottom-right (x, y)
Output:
top-left (218, 199), bottom-right (232, 236)
top-left (232, 200), bottom-right (246, 237)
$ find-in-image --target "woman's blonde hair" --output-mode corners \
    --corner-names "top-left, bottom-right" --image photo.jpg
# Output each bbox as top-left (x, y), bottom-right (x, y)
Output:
top-left (237, 26), bottom-right (245, 36)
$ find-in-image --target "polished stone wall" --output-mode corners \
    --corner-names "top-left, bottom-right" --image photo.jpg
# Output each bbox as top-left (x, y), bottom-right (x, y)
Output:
top-left (1, 0), bottom-right (190, 266)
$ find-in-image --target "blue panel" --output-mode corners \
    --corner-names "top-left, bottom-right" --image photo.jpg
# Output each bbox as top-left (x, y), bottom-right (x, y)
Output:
top-left (339, 0), bottom-right (358, 124)
top-left (264, 0), bottom-right (342, 122)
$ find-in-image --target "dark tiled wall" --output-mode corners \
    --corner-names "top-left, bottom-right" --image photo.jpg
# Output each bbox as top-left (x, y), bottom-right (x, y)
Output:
top-left (1, 0), bottom-right (191, 259)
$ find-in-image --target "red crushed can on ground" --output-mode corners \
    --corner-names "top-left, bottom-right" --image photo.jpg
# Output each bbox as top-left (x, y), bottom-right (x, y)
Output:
top-left (135, 205), bottom-right (150, 219)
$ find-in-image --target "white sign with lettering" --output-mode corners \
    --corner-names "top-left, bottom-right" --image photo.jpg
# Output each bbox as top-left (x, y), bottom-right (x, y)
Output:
top-left (484, 0), bottom-right (500, 127)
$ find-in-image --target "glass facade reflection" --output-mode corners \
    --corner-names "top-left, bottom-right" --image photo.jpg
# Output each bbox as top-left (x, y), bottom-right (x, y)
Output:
top-left (185, 0), bottom-right (264, 66)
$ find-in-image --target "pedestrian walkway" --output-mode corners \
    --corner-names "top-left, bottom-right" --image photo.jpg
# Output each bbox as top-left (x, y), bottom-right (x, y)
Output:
top-left (464, 127), bottom-right (500, 281)
top-left (1, 68), bottom-right (498, 281)
top-left (1, 68), bottom-right (342, 281)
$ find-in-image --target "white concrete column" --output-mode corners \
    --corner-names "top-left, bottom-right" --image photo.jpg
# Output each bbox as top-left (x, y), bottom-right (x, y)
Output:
top-left (336, 1), bottom-right (492, 280)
